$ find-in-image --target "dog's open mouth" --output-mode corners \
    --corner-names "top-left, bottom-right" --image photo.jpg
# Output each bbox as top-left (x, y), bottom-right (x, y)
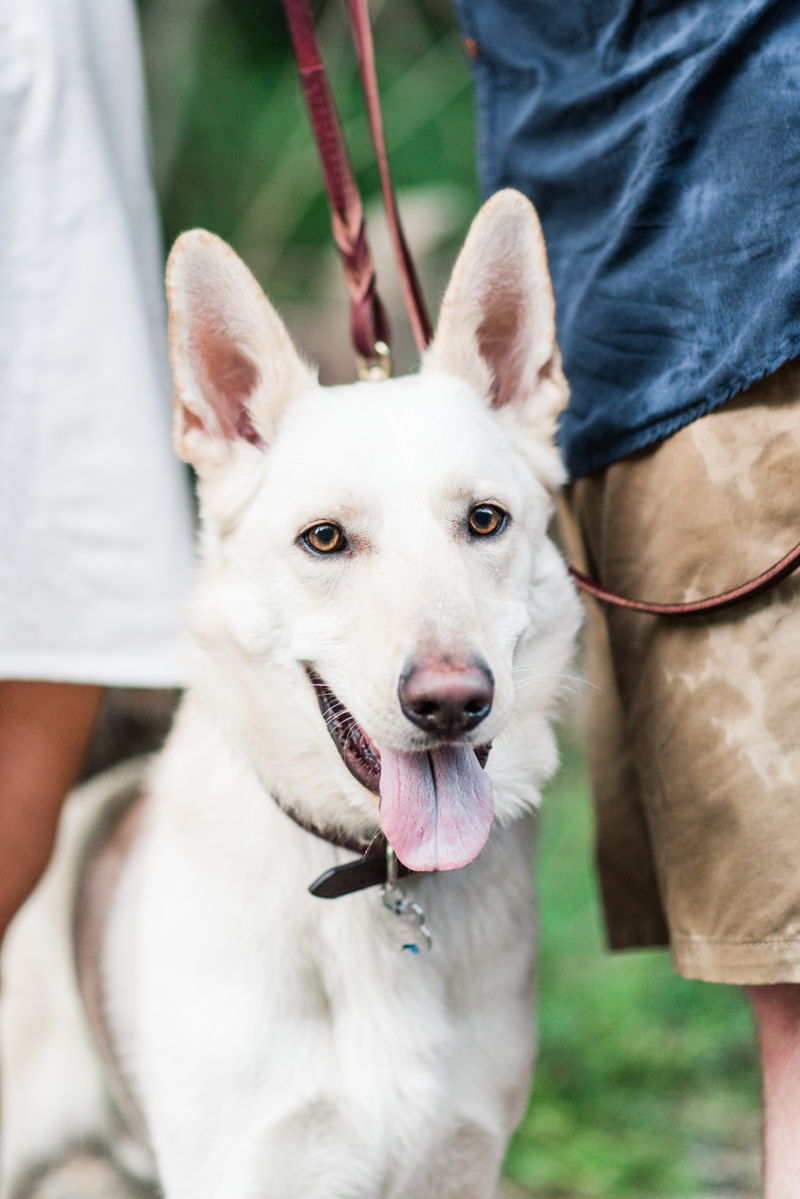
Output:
top-left (307, 669), bottom-right (494, 873)
top-left (308, 671), bottom-right (383, 795)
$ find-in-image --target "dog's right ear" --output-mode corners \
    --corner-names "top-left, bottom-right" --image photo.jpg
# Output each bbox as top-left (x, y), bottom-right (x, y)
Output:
top-left (167, 230), bottom-right (316, 472)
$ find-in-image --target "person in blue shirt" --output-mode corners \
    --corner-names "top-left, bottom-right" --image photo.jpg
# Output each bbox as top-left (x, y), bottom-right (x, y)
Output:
top-left (453, 1), bottom-right (800, 1189)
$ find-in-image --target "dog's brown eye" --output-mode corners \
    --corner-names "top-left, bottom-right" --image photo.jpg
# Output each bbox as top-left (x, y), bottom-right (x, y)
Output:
top-left (468, 504), bottom-right (507, 537)
top-left (303, 523), bottom-right (346, 554)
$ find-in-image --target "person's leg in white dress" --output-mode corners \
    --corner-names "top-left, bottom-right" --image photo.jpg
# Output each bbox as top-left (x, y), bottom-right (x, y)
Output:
top-left (0, 0), bottom-right (194, 938)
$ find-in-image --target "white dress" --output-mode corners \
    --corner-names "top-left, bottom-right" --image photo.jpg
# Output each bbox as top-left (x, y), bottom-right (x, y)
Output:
top-left (0, 0), bottom-right (194, 686)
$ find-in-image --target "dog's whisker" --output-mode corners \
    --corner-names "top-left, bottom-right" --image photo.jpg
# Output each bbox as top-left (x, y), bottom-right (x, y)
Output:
top-left (512, 670), bottom-right (588, 684)
top-left (514, 679), bottom-right (584, 697)
top-left (363, 830), bottom-right (385, 858)
top-left (512, 673), bottom-right (601, 694)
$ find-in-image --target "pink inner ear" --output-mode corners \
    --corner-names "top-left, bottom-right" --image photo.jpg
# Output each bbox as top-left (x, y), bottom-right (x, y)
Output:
top-left (192, 311), bottom-right (264, 447)
top-left (477, 282), bottom-right (524, 409)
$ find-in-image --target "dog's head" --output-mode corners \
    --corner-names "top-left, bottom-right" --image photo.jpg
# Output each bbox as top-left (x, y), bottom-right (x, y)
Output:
top-left (166, 190), bottom-right (581, 873)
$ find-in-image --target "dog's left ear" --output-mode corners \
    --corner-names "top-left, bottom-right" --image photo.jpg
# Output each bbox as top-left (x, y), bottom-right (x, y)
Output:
top-left (167, 230), bottom-right (316, 472)
top-left (424, 189), bottom-right (567, 457)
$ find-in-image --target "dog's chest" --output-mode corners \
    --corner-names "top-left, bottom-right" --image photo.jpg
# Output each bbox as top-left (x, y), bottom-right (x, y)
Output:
top-left (102, 789), bottom-right (537, 1197)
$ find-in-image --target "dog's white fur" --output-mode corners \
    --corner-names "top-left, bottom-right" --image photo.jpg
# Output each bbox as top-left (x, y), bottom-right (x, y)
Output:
top-left (0, 190), bottom-right (581, 1199)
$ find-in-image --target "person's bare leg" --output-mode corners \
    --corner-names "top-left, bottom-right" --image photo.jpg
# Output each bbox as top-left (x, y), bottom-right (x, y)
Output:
top-left (0, 681), bottom-right (104, 943)
top-left (748, 983), bottom-right (800, 1198)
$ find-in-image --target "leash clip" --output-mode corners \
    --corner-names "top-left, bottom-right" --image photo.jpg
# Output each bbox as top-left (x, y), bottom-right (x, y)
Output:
top-left (357, 340), bottom-right (391, 382)
top-left (382, 846), bottom-right (432, 953)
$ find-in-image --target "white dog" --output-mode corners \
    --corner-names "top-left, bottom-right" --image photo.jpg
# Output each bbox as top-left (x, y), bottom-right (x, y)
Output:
top-left (0, 190), bottom-right (581, 1199)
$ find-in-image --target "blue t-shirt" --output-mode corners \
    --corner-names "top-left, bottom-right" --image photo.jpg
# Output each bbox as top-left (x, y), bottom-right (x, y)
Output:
top-left (452, 0), bottom-right (800, 478)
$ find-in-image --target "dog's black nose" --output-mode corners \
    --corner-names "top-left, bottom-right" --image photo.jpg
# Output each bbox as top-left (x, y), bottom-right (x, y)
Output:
top-left (399, 659), bottom-right (494, 736)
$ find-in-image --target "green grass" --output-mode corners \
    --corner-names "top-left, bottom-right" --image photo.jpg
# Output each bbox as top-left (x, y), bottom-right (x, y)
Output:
top-left (505, 733), bottom-right (761, 1198)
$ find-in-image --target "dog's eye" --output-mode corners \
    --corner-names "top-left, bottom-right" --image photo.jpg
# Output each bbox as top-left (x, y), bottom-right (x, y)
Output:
top-left (302, 523), bottom-right (347, 554)
top-left (468, 504), bottom-right (507, 537)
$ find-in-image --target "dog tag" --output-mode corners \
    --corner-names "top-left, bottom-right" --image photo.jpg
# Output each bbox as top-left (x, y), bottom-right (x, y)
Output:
top-left (382, 848), bottom-right (432, 953)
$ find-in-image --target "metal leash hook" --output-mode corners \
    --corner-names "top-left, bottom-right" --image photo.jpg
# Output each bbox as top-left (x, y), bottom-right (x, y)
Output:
top-left (382, 846), bottom-right (432, 953)
top-left (357, 340), bottom-right (391, 382)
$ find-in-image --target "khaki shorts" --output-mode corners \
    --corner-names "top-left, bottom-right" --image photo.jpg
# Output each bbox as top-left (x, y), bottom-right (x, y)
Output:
top-left (559, 358), bottom-right (800, 985)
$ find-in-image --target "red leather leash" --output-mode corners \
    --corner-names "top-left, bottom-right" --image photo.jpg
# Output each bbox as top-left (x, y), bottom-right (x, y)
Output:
top-left (281, 0), bottom-right (800, 615)
top-left (344, 0), bottom-right (433, 354)
top-left (281, 0), bottom-right (432, 379)
top-left (569, 538), bottom-right (800, 616)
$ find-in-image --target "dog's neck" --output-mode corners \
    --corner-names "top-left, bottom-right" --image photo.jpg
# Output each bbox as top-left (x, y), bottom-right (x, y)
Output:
top-left (273, 789), bottom-right (378, 856)
top-left (163, 690), bottom-right (414, 900)
top-left (270, 789), bottom-right (414, 898)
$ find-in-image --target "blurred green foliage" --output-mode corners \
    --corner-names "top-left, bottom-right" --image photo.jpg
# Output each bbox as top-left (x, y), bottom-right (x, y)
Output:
top-left (140, 0), bottom-right (479, 302)
top-left (510, 736), bottom-right (761, 1197)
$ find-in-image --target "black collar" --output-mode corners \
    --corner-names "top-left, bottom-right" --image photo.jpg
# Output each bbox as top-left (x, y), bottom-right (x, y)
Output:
top-left (274, 794), bottom-right (414, 899)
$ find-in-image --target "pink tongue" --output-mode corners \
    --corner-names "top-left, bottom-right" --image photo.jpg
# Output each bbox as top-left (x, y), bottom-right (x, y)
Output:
top-left (378, 746), bottom-right (494, 872)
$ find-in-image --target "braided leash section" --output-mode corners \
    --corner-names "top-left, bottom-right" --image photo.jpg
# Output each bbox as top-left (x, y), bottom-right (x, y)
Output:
top-left (283, 0), bottom-right (390, 372)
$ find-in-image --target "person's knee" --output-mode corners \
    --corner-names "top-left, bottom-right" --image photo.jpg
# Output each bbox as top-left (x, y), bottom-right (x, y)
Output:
top-left (748, 983), bottom-right (800, 1041)
top-left (0, 681), bottom-right (105, 942)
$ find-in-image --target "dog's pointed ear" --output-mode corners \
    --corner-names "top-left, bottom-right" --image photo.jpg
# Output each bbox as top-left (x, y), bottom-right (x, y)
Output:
top-left (424, 189), bottom-right (568, 449)
top-left (167, 230), bottom-right (316, 471)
